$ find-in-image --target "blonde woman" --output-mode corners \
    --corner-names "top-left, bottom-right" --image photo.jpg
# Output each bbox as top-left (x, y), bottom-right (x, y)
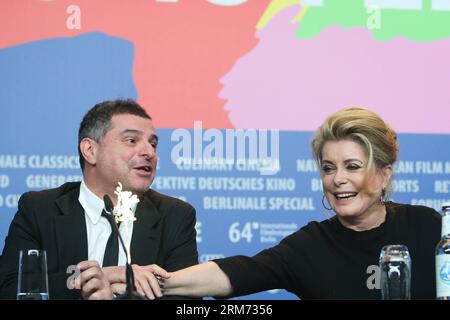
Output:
top-left (149, 108), bottom-right (441, 299)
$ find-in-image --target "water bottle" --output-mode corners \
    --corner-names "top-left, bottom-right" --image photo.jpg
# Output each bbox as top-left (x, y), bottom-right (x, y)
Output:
top-left (435, 203), bottom-right (450, 300)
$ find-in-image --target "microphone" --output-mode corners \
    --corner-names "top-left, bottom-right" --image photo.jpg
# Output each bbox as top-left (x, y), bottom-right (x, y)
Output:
top-left (103, 194), bottom-right (144, 300)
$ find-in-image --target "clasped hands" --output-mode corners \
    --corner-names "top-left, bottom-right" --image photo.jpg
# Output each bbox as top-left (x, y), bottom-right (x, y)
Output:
top-left (73, 261), bottom-right (169, 300)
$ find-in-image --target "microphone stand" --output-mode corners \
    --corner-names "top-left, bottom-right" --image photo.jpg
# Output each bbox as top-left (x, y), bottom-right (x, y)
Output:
top-left (103, 195), bottom-right (144, 300)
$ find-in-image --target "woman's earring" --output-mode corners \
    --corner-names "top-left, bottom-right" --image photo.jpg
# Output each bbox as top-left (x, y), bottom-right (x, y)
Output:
top-left (380, 188), bottom-right (386, 204)
top-left (322, 194), bottom-right (333, 211)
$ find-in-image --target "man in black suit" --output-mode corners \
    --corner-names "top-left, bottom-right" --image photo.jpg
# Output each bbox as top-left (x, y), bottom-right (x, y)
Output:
top-left (0, 99), bottom-right (198, 299)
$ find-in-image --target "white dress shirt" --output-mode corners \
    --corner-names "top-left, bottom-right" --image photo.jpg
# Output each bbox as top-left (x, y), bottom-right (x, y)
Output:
top-left (78, 180), bottom-right (136, 267)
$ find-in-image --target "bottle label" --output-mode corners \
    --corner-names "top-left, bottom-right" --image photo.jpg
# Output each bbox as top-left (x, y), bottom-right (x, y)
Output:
top-left (442, 215), bottom-right (450, 237)
top-left (436, 255), bottom-right (450, 298)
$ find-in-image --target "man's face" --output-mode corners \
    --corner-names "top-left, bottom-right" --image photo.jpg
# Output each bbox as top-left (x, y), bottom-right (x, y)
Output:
top-left (92, 114), bottom-right (158, 196)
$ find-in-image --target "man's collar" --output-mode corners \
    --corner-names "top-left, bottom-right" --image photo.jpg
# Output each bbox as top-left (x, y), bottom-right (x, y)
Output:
top-left (79, 179), bottom-right (105, 224)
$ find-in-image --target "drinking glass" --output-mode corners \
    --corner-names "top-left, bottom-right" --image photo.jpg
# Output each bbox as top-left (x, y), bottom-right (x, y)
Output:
top-left (379, 244), bottom-right (411, 300)
top-left (17, 249), bottom-right (49, 300)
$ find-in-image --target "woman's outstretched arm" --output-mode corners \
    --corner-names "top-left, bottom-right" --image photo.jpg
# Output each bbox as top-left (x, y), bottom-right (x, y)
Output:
top-left (162, 261), bottom-right (233, 298)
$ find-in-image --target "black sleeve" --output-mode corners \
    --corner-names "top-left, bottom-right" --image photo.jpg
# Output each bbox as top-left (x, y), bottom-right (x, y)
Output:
top-left (412, 205), bottom-right (442, 299)
top-left (214, 232), bottom-right (306, 299)
top-left (161, 205), bottom-right (198, 272)
top-left (0, 193), bottom-right (80, 300)
top-left (0, 193), bottom-right (42, 299)
top-left (158, 203), bottom-right (199, 300)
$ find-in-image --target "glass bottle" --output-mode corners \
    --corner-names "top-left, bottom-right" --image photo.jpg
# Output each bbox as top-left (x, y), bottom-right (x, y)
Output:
top-left (436, 203), bottom-right (450, 300)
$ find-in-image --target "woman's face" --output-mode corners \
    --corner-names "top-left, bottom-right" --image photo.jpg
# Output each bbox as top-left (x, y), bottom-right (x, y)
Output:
top-left (320, 139), bottom-right (392, 230)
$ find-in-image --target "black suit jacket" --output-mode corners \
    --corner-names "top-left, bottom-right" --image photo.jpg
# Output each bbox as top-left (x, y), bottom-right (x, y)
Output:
top-left (0, 182), bottom-right (198, 299)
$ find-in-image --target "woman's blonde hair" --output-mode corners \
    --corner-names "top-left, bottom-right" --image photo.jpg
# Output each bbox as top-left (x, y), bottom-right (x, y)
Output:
top-left (311, 107), bottom-right (399, 192)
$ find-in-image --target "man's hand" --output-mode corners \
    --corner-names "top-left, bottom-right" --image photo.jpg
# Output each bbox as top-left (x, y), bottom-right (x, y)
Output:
top-left (110, 283), bottom-right (126, 296)
top-left (76, 260), bottom-right (113, 300)
top-left (103, 264), bottom-right (170, 300)
top-left (131, 264), bottom-right (170, 299)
